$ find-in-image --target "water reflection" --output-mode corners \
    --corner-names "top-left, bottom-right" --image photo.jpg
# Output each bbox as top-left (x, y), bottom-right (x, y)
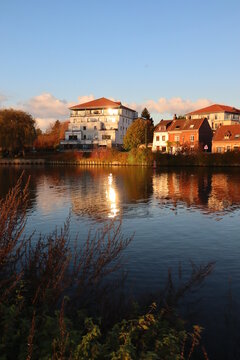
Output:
top-left (1, 167), bottom-right (240, 219)
top-left (106, 173), bottom-right (119, 218)
top-left (152, 169), bottom-right (240, 216)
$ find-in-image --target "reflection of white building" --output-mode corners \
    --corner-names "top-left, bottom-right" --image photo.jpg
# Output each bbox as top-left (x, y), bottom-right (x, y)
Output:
top-left (61, 97), bottom-right (138, 149)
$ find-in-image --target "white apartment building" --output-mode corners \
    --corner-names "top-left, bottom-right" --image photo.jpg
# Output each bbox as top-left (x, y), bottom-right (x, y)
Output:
top-left (61, 97), bottom-right (138, 149)
top-left (186, 104), bottom-right (240, 131)
top-left (152, 120), bottom-right (172, 152)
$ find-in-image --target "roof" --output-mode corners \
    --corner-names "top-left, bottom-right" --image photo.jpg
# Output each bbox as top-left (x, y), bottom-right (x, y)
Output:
top-left (69, 97), bottom-right (136, 112)
top-left (168, 118), bottom-right (206, 131)
top-left (186, 104), bottom-right (240, 116)
top-left (213, 124), bottom-right (240, 141)
top-left (154, 120), bottom-right (172, 132)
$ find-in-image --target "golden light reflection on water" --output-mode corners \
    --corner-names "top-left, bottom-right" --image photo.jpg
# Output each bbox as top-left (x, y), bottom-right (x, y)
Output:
top-left (106, 173), bottom-right (119, 218)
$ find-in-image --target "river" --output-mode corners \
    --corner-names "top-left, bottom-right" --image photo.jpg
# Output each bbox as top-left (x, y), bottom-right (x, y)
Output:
top-left (1, 165), bottom-right (240, 359)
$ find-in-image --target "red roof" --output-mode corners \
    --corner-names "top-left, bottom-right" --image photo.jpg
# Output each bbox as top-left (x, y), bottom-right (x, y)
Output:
top-left (186, 104), bottom-right (240, 116)
top-left (213, 125), bottom-right (240, 141)
top-left (168, 118), bottom-right (207, 131)
top-left (154, 120), bottom-right (172, 132)
top-left (69, 97), bottom-right (136, 112)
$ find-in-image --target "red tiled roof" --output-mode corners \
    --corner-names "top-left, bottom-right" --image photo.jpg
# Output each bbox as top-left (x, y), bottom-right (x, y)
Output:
top-left (213, 125), bottom-right (240, 141)
top-left (154, 120), bottom-right (172, 132)
top-left (168, 118), bottom-right (206, 131)
top-left (186, 104), bottom-right (240, 116)
top-left (69, 97), bottom-right (135, 112)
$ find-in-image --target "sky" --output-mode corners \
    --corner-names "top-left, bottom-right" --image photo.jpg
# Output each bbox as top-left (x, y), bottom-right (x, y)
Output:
top-left (0, 0), bottom-right (239, 129)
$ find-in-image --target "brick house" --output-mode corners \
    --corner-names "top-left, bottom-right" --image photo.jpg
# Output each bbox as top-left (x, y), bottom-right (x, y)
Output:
top-left (167, 117), bottom-right (212, 153)
top-left (212, 124), bottom-right (240, 153)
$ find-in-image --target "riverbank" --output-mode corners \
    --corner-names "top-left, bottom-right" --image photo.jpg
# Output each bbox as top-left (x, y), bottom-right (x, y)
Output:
top-left (1, 148), bottom-right (240, 167)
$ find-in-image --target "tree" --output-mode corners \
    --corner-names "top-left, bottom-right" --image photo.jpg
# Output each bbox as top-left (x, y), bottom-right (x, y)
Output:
top-left (141, 107), bottom-right (154, 126)
top-left (123, 118), bottom-right (154, 150)
top-left (34, 120), bottom-right (69, 150)
top-left (0, 109), bottom-right (36, 155)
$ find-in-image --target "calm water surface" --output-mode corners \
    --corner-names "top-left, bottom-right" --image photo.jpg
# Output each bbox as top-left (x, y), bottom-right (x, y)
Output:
top-left (1, 165), bottom-right (240, 358)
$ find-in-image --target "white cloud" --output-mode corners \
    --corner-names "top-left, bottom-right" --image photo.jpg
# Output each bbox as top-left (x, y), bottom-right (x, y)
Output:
top-left (18, 93), bottom-right (96, 130)
top-left (141, 97), bottom-right (213, 116)
top-left (77, 94), bottom-right (95, 104)
top-left (20, 93), bottom-right (69, 119)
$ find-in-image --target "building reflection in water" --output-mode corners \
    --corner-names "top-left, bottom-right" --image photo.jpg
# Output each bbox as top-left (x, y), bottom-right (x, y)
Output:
top-left (152, 169), bottom-right (240, 215)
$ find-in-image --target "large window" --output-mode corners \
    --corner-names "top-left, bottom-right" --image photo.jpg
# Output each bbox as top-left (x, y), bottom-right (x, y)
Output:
top-left (190, 135), bottom-right (194, 142)
top-left (174, 135), bottom-right (180, 142)
top-left (156, 136), bottom-right (160, 141)
top-left (162, 135), bottom-right (166, 141)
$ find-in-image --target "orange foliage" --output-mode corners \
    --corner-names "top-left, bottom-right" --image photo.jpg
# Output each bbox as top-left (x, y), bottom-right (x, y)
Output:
top-left (34, 121), bottom-right (69, 150)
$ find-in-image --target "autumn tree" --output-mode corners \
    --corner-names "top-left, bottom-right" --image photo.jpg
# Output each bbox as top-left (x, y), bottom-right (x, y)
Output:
top-left (0, 109), bottom-right (36, 155)
top-left (34, 120), bottom-right (69, 150)
top-left (123, 118), bottom-right (154, 150)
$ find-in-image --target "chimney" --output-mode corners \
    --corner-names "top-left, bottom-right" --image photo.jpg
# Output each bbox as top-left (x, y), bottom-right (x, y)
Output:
top-left (186, 115), bottom-right (191, 120)
top-left (173, 114), bottom-right (177, 120)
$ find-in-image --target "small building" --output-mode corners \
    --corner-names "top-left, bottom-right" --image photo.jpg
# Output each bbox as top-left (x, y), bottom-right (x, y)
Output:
top-left (152, 120), bottom-right (172, 152)
top-left (212, 124), bottom-right (240, 153)
top-left (61, 97), bottom-right (138, 149)
top-left (167, 117), bottom-right (212, 153)
top-left (186, 104), bottom-right (240, 131)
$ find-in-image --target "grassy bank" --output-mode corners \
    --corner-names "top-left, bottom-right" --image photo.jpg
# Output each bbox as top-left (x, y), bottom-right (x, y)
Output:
top-left (2, 148), bottom-right (240, 167)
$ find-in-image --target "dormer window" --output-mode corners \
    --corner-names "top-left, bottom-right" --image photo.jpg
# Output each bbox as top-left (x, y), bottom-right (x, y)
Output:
top-left (224, 131), bottom-right (231, 140)
top-left (235, 134), bottom-right (240, 139)
top-left (175, 125), bottom-right (180, 129)
top-left (189, 124), bottom-right (194, 129)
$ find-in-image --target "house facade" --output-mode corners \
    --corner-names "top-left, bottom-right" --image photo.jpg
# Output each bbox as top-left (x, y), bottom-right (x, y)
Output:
top-left (61, 97), bottom-right (138, 149)
top-left (152, 120), bottom-right (172, 152)
top-left (212, 124), bottom-right (240, 153)
top-left (167, 117), bottom-right (212, 153)
top-left (186, 104), bottom-right (240, 131)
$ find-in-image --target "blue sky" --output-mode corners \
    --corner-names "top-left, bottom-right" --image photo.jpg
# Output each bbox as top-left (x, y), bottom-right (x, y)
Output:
top-left (0, 0), bottom-right (239, 128)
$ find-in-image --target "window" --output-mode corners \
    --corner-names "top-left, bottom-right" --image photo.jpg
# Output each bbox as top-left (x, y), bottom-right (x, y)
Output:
top-left (235, 134), bottom-right (240, 139)
top-left (190, 124), bottom-right (194, 129)
top-left (69, 135), bottom-right (77, 140)
top-left (83, 135), bottom-right (86, 140)
top-left (227, 146), bottom-right (231, 152)
top-left (175, 125), bottom-right (180, 129)
top-left (217, 147), bottom-right (222, 153)
top-left (215, 115), bottom-right (218, 120)
top-left (174, 135), bottom-right (180, 142)
top-left (102, 135), bottom-right (111, 140)
top-left (190, 135), bottom-right (194, 142)
top-left (224, 132), bottom-right (231, 139)
top-left (234, 146), bottom-right (239, 151)
top-left (83, 126), bottom-right (86, 130)
top-left (162, 136), bottom-right (165, 141)
top-left (156, 136), bottom-right (160, 141)
top-left (94, 126), bottom-right (97, 130)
